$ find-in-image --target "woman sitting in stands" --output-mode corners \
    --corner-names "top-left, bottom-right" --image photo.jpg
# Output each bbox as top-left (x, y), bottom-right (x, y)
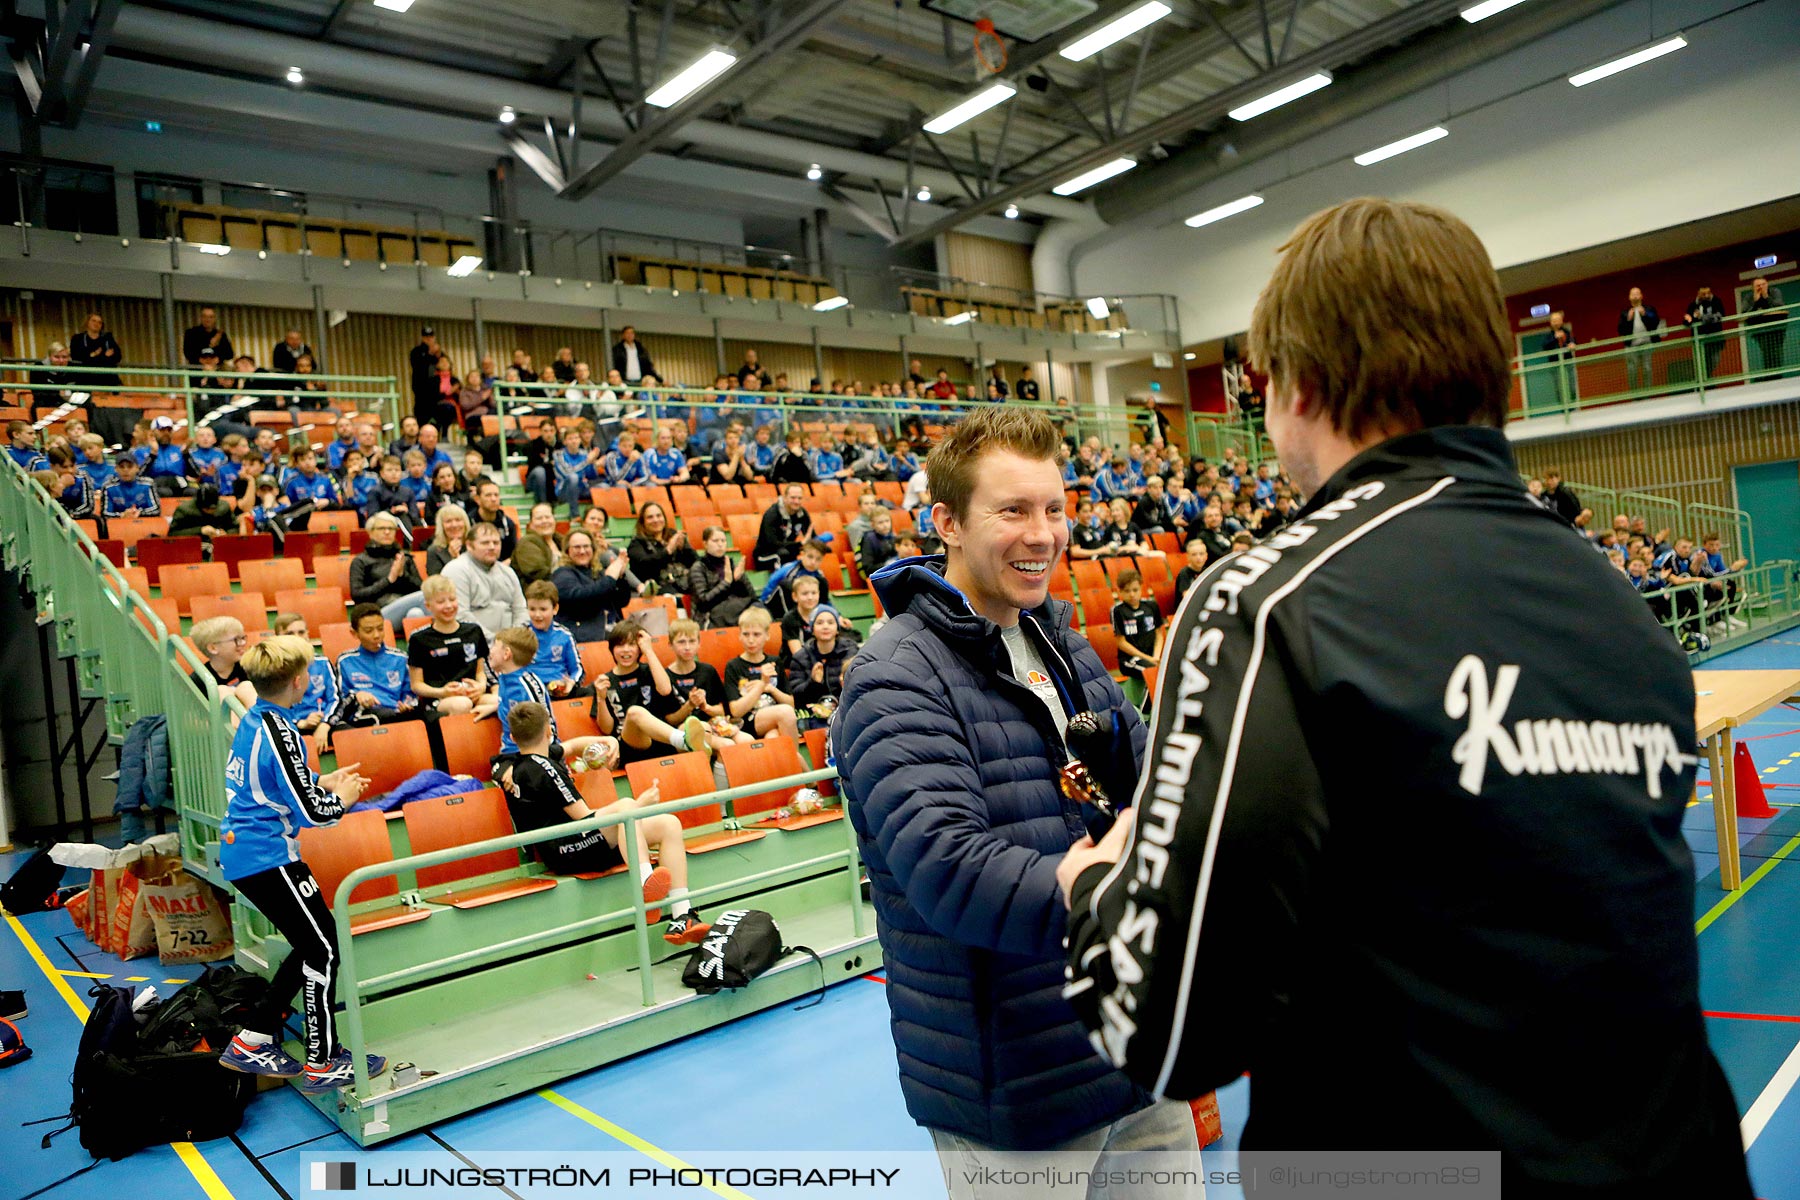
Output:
top-left (626, 501), bottom-right (694, 591)
top-left (425, 502), bottom-right (470, 575)
top-left (512, 502), bottom-right (565, 587)
top-left (552, 527), bottom-right (632, 642)
top-left (422, 462), bottom-right (467, 526)
top-left (350, 511), bottom-right (426, 634)
top-left (688, 524), bottom-right (755, 629)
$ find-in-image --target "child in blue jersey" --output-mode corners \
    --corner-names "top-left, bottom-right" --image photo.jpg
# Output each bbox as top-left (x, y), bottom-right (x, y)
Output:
top-left (555, 425), bottom-right (601, 516)
top-left (76, 434), bottom-right (115, 490)
top-left (216, 635), bottom-right (384, 1090)
top-left (889, 439), bottom-right (921, 484)
top-left (324, 416), bottom-right (359, 472)
top-left (758, 538), bottom-right (833, 619)
top-left (339, 449), bottom-right (379, 512)
top-left (600, 427), bottom-right (648, 487)
top-left (273, 613), bottom-right (341, 748)
top-left (283, 447), bottom-right (337, 514)
top-left (398, 450), bottom-right (433, 507)
top-left (523, 580), bottom-right (587, 698)
top-left (6, 420), bottom-right (46, 470)
top-left (746, 424), bottom-right (777, 476)
top-left (43, 446), bottom-right (97, 519)
top-left (488, 625), bottom-right (610, 760)
top-left (333, 604), bottom-right (419, 726)
top-left (807, 432), bottom-right (851, 483)
top-left (145, 418), bottom-right (190, 494)
top-left (184, 423), bottom-right (226, 487)
top-left (102, 454), bottom-right (157, 517)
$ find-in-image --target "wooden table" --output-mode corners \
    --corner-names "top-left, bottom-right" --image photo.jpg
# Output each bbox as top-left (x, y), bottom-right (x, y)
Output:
top-left (1693, 669), bottom-right (1800, 889)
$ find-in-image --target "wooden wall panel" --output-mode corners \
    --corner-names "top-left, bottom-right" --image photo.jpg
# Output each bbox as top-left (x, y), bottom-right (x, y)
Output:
top-left (1513, 401), bottom-right (1800, 523)
top-left (943, 233), bottom-right (1035, 294)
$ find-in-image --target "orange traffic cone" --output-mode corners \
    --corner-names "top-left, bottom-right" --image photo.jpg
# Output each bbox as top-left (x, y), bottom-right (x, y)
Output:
top-left (1734, 742), bottom-right (1778, 819)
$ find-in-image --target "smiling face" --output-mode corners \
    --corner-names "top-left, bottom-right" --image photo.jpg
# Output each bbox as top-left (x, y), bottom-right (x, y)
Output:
top-left (640, 504), bottom-right (667, 536)
top-left (528, 504), bottom-right (557, 536)
top-left (354, 613), bottom-right (387, 653)
top-left (428, 588), bottom-right (459, 623)
top-left (937, 448), bottom-right (1068, 627)
top-left (565, 530), bottom-right (595, 566)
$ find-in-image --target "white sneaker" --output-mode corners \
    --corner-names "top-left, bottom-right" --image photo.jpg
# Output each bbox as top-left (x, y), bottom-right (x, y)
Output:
top-left (1727, 615), bottom-right (1748, 630)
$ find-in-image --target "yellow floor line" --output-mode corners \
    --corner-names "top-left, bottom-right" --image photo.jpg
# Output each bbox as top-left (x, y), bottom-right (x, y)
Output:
top-left (1697, 830), bottom-right (1800, 935)
top-left (538, 1089), bottom-right (754, 1200)
top-left (56, 969), bottom-right (113, 979)
top-left (3, 911), bottom-right (237, 1200)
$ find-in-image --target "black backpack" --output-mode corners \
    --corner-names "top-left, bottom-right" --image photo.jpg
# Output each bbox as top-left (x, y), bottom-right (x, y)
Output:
top-left (681, 909), bottom-right (824, 1006)
top-left (31, 982), bottom-right (255, 1169)
top-left (1, 849), bottom-right (66, 915)
top-left (137, 965), bottom-right (266, 1055)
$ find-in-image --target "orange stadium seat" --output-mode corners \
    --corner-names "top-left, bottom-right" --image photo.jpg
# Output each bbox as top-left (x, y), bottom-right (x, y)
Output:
top-left (402, 788), bottom-right (558, 908)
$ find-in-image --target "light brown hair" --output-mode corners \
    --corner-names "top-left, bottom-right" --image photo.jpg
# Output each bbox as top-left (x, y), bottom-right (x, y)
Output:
top-left (1245, 197), bottom-right (1511, 440)
top-left (508, 701), bottom-right (550, 748)
top-left (494, 625), bottom-right (538, 665)
top-left (925, 405), bottom-right (1067, 523)
top-left (243, 635), bottom-right (314, 698)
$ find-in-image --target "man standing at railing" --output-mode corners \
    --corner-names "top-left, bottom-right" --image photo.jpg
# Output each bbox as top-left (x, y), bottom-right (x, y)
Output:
top-left (409, 325), bottom-right (443, 431)
top-left (1747, 277), bottom-right (1788, 376)
top-left (69, 312), bottom-right (123, 391)
top-left (1684, 286), bottom-right (1726, 379)
top-left (1617, 286), bottom-right (1662, 391)
top-left (182, 305), bottom-right (234, 366)
top-left (612, 325), bottom-right (656, 385)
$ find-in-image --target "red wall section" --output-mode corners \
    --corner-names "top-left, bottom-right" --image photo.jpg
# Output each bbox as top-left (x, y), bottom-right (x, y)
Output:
top-left (1505, 233), bottom-right (1794, 346)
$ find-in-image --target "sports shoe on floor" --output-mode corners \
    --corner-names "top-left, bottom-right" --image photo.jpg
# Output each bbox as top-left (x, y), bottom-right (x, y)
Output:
top-left (299, 1049), bottom-right (388, 1093)
top-left (219, 1034), bottom-right (303, 1078)
top-left (0, 990), bottom-right (26, 1021)
top-left (662, 910), bottom-right (711, 945)
top-left (680, 715), bottom-right (711, 762)
top-left (1727, 614), bottom-right (1748, 630)
top-left (641, 866), bottom-right (672, 924)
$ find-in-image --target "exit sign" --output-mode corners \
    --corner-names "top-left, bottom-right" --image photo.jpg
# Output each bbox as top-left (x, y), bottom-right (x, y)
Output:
top-left (1755, 254), bottom-right (1778, 269)
top-left (1529, 303), bottom-right (1551, 318)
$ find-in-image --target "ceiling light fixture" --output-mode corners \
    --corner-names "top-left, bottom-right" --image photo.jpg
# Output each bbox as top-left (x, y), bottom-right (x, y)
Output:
top-left (1459, 0), bottom-right (1530, 20)
top-left (1060, 2), bottom-right (1172, 62)
top-left (498, 106), bottom-right (517, 124)
top-left (1052, 156), bottom-right (1136, 195)
top-left (645, 48), bottom-right (738, 108)
top-left (193, 243), bottom-right (231, 255)
top-left (1354, 125), bottom-right (1449, 165)
top-left (1228, 71), bottom-right (1332, 120)
top-left (813, 295), bottom-right (850, 311)
top-left (1568, 35), bottom-right (1686, 87)
top-left (806, 163), bottom-right (822, 181)
top-left (1184, 193), bottom-right (1264, 228)
top-left (916, 185), bottom-right (931, 202)
top-left (923, 83), bottom-right (1016, 135)
top-left (1003, 203), bottom-right (1019, 219)
top-left (372, 0), bottom-right (416, 11)
top-left (285, 66), bottom-right (305, 86)
top-left (1183, 352), bottom-right (1197, 360)
top-left (447, 254), bottom-right (484, 277)
top-left (1086, 297), bottom-right (1110, 320)
top-left (943, 310), bottom-right (974, 325)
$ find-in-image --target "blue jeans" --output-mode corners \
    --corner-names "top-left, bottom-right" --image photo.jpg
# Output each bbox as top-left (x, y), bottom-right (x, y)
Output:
top-left (382, 591), bottom-right (424, 633)
top-left (527, 465), bottom-right (551, 505)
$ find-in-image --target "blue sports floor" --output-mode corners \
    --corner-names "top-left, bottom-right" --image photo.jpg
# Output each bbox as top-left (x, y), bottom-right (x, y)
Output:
top-left (7, 640), bottom-right (1800, 1198)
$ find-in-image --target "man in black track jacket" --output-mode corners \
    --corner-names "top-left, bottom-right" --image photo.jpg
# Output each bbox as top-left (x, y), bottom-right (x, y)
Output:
top-left (1057, 198), bottom-right (1751, 1196)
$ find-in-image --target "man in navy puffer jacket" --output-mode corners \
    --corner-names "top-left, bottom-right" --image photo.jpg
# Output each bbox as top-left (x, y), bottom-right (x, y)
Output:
top-left (834, 407), bottom-right (1198, 1187)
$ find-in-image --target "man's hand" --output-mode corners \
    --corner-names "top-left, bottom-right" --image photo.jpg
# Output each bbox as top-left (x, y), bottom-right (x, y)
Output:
top-left (1056, 807), bottom-right (1137, 909)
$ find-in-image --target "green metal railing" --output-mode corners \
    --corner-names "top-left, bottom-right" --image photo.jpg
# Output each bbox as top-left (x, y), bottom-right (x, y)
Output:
top-left (2, 360), bottom-right (405, 441)
top-left (1647, 561), bottom-right (1800, 662)
top-left (1513, 305), bottom-right (1799, 420)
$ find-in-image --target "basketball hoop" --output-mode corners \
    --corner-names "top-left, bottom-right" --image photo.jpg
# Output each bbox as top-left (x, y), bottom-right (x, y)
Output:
top-left (973, 17), bottom-right (1008, 75)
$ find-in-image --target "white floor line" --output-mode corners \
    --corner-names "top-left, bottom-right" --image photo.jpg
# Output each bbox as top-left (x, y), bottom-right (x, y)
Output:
top-left (1742, 1034), bottom-right (1800, 1149)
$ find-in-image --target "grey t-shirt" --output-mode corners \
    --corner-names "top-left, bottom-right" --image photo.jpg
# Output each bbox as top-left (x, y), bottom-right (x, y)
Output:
top-left (1001, 621), bottom-right (1068, 743)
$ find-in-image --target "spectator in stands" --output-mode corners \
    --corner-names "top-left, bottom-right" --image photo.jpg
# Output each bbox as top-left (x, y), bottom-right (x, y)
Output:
top-left (217, 636), bottom-right (378, 1090)
top-left (273, 613), bottom-right (339, 747)
top-left (928, 369), bottom-right (956, 401)
top-left (1617, 286), bottom-right (1662, 391)
top-left (593, 620), bottom-right (711, 764)
top-left (522, 419), bottom-right (560, 505)
top-left (689, 525), bottom-right (754, 628)
top-left (40, 447), bottom-right (94, 520)
top-left (76, 434), bottom-right (115, 490)
top-left (422, 502), bottom-right (469, 573)
top-left (323, 417), bottom-right (358, 472)
top-left (389, 415), bottom-right (421, 461)
top-left (339, 450), bottom-right (377, 513)
top-left (423, 463), bottom-right (466, 525)
top-left (985, 365), bottom-right (1009, 399)
top-left (753, 482), bottom-right (812, 570)
top-left (1110, 569), bottom-right (1163, 689)
top-left (1091, 453), bottom-right (1136, 504)
top-left (469, 479), bottom-right (519, 560)
top-left (512, 503), bottom-right (564, 587)
top-left (746, 424), bottom-right (778, 478)
top-left (787, 608), bottom-right (852, 719)
top-left (891, 439), bottom-right (923, 486)
top-left (1684, 286), bottom-right (1726, 377)
top-left (454, 366), bottom-right (494, 435)
top-left (350, 512), bottom-right (426, 633)
top-left (551, 346), bottom-right (578, 384)
top-left (401, 578), bottom-right (497, 718)
top-left (250, 479), bottom-right (292, 540)
top-left (521, 581), bottom-right (585, 697)
top-left (761, 538), bottom-right (834, 619)
top-left (859, 508), bottom-right (899, 577)
top-left (1131, 476), bottom-right (1171, 533)
top-left (556, 424), bottom-right (602, 516)
top-left (444, 522), bottom-right (528, 637)
top-left (271, 327), bottom-right (313, 376)
top-left (1069, 497), bottom-right (1110, 560)
top-left (1015, 365), bottom-right (1040, 402)
top-left (409, 326), bottom-right (444, 429)
top-left (365, 454), bottom-right (419, 528)
top-left (69, 312), bottom-right (122, 389)
top-left (770, 429), bottom-right (815, 485)
top-left (722, 606), bottom-right (800, 742)
top-left (779, 573), bottom-right (842, 659)
top-left (1100, 497), bottom-right (1154, 556)
top-left (511, 348), bottom-right (535, 380)
top-left (626, 501), bottom-right (693, 590)
top-left (907, 358), bottom-right (927, 386)
top-left (612, 325), bottom-right (655, 384)
top-left (1538, 310), bottom-right (1574, 357)
top-left (844, 491), bottom-right (882, 552)
top-left (643, 425), bottom-right (689, 483)
top-left (289, 354), bottom-right (330, 411)
top-left (1747, 277), bottom-right (1788, 374)
top-left (1655, 537), bottom-right (1713, 648)
top-left (552, 528), bottom-right (631, 642)
top-left (182, 305), bottom-right (233, 365)
top-left (1175, 536), bottom-right (1210, 597)
top-left (188, 616), bottom-right (259, 710)
top-left (458, 447), bottom-right (491, 494)
top-left (99, 452), bottom-right (153, 518)
top-left (808, 431), bottom-right (852, 483)
top-left (6, 420), bottom-right (45, 470)
top-left (735, 348), bottom-right (770, 388)
top-left (146, 417), bottom-right (192, 495)
top-left (334, 603), bottom-right (422, 725)
top-left (283, 447), bottom-right (337, 526)
top-left (168, 483), bottom-right (236, 542)
top-left (706, 424), bottom-right (757, 487)
top-left (1542, 469), bottom-right (1582, 525)
top-left (416, 418), bottom-right (452, 476)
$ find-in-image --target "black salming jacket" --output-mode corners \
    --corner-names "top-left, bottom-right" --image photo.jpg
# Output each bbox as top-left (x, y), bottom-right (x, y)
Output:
top-left (1064, 425), bottom-right (1750, 1195)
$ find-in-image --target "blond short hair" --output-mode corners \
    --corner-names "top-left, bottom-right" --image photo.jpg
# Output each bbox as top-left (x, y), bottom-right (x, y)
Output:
top-left (190, 616), bottom-right (244, 653)
top-left (1245, 197), bottom-right (1511, 440)
top-left (272, 611), bottom-right (306, 637)
top-left (668, 617), bottom-right (700, 641)
top-left (243, 635), bottom-right (314, 698)
top-left (494, 625), bottom-right (538, 665)
top-left (421, 574), bottom-right (456, 600)
top-left (737, 605), bottom-right (773, 630)
top-left (925, 406), bottom-right (1066, 524)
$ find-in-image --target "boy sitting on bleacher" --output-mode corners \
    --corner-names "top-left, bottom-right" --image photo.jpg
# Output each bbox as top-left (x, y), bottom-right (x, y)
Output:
top-left (335, 603), bottom-right (421, 726)
top-left (723, 605), bottom-right (800, 742)
top-left (488, 625), bottom-right (605, 761)
top-left (405, 577), bottom-right (499, 718)
top-left (786, 608), bottom-right (855, 726)
top-left (593, 619), bottom-right (712, 766)
top-left (275, 611), bottom-right (340, 748)
top-left (76, 433), bottom-right (115, 490)
top-left (523, 580), bottom-right (587, 698)
top-left (663, 618), bottom-right (753, 755)
top-left (759, 537), bottom-right (834, 619)
top-left (189, 615), bottom-right (259, 711)
top-left (496, 701), bottom-right (711, 945)
top-left (102, 452), bottom-right (155, 518)
top-left (217, 635), bottom-right (386, 1091)
top-left (1110, 568), bottom-right (1163, 687)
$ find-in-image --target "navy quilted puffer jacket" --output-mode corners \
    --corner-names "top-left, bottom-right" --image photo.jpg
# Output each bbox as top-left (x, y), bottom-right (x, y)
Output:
top-left (833, 556), bottom-right (1150, 1149)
